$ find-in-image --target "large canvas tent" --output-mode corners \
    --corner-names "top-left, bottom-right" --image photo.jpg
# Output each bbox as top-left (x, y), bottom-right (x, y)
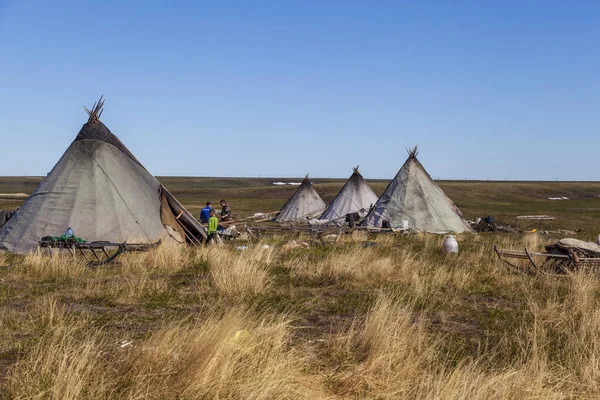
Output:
top-left (362, 148), bottom-right (471, 233)
top-left (0, 97), bottom-right (206, 253)
top-left (320, 167), bottom-right (378, 223)
top-left (275, 176), bottom-right (326, 222)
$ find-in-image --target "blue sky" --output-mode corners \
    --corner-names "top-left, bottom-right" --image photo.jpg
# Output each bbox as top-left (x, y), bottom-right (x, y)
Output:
top-left (0, 0), bottom-right (598, 180)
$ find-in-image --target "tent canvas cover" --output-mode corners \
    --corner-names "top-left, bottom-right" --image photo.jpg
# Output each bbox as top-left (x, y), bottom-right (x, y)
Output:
top-left (275, 176), bottom-right (326, 222)
top-left (320, 167), bottom-right (378, 222)
top-left (0, 97), bottom-right (206, 253)
top-left (362, 148), bottom-right (472, 233)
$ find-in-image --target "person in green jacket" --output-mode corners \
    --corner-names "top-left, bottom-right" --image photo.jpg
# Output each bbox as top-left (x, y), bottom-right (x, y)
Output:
top-left (207, 209), bottom-right (219, 244)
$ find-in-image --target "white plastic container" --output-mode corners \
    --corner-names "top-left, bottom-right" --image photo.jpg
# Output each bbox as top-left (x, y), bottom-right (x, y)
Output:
top-left (442, 235), bottom-right (459, 254)
top-left (475, 217), bottom-right (482, 224)
top-left (401, 220), bottom-right (409, 230)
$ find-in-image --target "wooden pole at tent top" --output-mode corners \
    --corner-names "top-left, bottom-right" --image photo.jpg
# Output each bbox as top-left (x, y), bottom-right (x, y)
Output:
top-left (407, 146), bottom-right (419, 158)
top-left (83, 95), bottom-right (105, 124)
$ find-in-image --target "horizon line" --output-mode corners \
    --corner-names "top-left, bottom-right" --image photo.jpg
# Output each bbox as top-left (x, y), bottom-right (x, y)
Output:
top-left (1, 175), bottom-right (598, 184)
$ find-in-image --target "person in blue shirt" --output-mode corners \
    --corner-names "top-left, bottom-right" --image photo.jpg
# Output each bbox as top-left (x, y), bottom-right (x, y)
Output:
top-left (200, 201), bottom-right (212, 224)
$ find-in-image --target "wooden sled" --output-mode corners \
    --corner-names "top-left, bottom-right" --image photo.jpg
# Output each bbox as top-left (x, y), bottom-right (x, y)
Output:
top-left (494, 244), bottom-right (600, 276)
top-left (38, 239), bottom-right (161, 267)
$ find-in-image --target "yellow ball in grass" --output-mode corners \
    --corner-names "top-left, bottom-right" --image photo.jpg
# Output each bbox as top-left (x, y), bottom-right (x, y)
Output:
top-left (233, 329), bottom-right (251, 342)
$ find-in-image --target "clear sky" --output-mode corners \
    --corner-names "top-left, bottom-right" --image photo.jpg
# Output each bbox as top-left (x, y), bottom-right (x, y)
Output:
top-left (0, 0), bottom-right (598, 180)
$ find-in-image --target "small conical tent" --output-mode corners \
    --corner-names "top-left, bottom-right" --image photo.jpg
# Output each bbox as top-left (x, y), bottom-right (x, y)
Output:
top-left (362, 147), bottom-right (471, 233)
top-left (320, 166), bottom-right (378, 222)
top-left (275, 176), bottom-right (326, 222)
top-left (0, 97), bottom-right (206, 253)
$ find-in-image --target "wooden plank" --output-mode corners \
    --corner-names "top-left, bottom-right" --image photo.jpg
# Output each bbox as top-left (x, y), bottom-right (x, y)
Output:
top-left (516, 216), bottom-right (555, 220)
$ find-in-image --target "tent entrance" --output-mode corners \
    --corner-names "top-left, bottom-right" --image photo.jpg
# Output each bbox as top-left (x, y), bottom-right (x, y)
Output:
top-left (160, 187), bottom-right (205, 245)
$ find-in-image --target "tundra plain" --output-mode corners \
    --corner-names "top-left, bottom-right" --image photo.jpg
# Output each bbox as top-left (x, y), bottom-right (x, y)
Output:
top-left (0, 177), bottom-right (599, 399)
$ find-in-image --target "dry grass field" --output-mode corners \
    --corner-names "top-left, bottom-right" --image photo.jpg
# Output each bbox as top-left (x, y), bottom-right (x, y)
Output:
top-left (0, 177), bottom-right (599, 398)
top-left (1, 234), bottom-right (600, 398)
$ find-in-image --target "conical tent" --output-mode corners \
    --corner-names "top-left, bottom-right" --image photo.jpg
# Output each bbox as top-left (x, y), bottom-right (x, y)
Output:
top-left (362, 148), bottom-right (471, 233)
top-left (320, 167), bottom-right (378, 222)
top-left (0, 97), bottom-right (206, 253)
top-left (275, 176), bottom-right (326, 222)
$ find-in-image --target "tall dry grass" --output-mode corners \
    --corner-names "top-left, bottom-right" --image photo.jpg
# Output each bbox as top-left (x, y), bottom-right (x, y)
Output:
top-left (289, 246), bottom-right (399, 284)
top-left (66, 244), bottom-right (188, 304)
top-left (288, 234), bottom-right (482, 301)
top-left (327, 290), bottom-right (571, 399)
top-left (118, 241), bottom-right (191, 275)
top-left (330, 294), bottom-right (436, 398)
top-left (4, 304), bottom-right (325, 399)
top-left (208, 245), bottom-right (273, 297)
top-left (17, 249), bottom-right (88, 279)
top-left (122, 308), bottom-right (324, 399)
top-left (4, 233), bottom-right (600, 398)
top-left (6, 298), bottom-right (112, 400)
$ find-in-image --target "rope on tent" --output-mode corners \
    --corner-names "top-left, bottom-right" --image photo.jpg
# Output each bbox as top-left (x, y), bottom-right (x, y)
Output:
top-left (83, 96), bottom-right (105, 123)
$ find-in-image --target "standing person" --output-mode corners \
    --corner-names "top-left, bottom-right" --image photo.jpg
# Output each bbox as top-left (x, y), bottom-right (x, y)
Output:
top-left (207, 209), bottom-right (219, 244)
top-left (200, 201), bottom-right (212, 224)
top-left (219, 199), bottom-right (232, 222)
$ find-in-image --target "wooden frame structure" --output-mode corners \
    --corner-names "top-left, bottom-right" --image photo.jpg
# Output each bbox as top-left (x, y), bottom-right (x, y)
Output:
top-left (38, 239), bottom-right (161, 266)
top-left (244, 224), bottom-right (412, 244)
top-left (494, 244), bottom-right (600, 275)
top-left (516, 215), bottom-right (555, 230)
